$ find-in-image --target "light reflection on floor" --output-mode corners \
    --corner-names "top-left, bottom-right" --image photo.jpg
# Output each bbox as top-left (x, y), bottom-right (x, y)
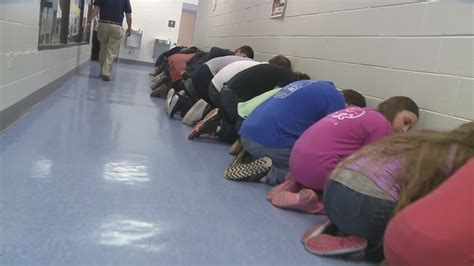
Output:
top-left (31, 159), bottom-right (52, 179)
top-left (103, 160), bottom-right (150, 185)
top-left (97, 219), bottom-right (167, 252)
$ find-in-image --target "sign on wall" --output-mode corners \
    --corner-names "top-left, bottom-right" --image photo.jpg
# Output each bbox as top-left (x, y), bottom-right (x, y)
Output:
top-left (271, 0), bottom-right (287, 18)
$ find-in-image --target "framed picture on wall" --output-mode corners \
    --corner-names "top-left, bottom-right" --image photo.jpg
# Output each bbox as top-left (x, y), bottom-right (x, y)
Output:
top-left (271, 0), bottom-right (287, 18)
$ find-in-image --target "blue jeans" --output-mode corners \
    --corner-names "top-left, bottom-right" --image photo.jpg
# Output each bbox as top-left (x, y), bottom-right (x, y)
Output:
top-left (218, 86), bottom-right (242, 143)
top-left (191, 65), bottom-right (213, 103)
top-left (323, 179), bottom-right (395, 260)
top-left (241, 137), bottom-right (291, 186)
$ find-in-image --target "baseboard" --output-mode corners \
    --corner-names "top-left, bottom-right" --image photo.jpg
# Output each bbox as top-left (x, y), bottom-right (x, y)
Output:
top-left (117, 58), bottom-right (155, 67)
top-left (0, 61), bottom-right (90, 134)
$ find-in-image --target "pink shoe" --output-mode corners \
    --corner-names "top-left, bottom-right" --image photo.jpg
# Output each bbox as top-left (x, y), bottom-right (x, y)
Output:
top-left (301, 219), bottom-right (332, 244)
top-left (188, 108), bottom-right (220, 140)
top-left (270, 189), bottom-right (324, 214)
top-left (305, 234), bottom-right (368, 256)
top-left (267, 173), bottom-right (302, 201)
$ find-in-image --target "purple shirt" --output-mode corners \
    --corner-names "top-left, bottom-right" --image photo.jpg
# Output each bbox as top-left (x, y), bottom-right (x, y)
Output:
top-left (290, 107), bottom-right (393, 190)
top-left (346, 149), bottom-right (402, 200)
top-left (345, 144), bottom-right (459, 200)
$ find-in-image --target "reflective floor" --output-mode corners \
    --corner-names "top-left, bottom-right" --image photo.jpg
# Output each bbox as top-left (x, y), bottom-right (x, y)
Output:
top-left (0, 62), bottom-right (373, 265)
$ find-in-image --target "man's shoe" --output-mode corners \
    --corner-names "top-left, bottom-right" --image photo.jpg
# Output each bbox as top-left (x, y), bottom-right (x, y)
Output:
top-left (169, 95), bottom-right (195, 119)
top-left (188, 108), bottom-right (220, 140)
top-left (102, 76), bottom-right (111, 81)
top-left (164, 88), bottom-right (176, 114)
top-left (182, 99), bottom-right (210, 126)
top-left (150, 84), bottom-right (169, 98)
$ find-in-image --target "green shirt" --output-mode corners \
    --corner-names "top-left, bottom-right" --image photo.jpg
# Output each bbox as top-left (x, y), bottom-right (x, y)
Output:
top-left (237, 87), bottom-right (280, 118)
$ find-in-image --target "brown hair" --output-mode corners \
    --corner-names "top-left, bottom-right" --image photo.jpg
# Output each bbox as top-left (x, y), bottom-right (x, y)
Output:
top-left (377, 96), bottom-right (419, 123)
top-left (268, 55), bottom-right (292, 69)
top-left (236, 45), bottom-right (254, 59)
top-left (338, 122), bottom-right (474, 215)
top-left (341, 89), bottom-right (366, 107)
top-left (292, 71), bottom-right (310, 81)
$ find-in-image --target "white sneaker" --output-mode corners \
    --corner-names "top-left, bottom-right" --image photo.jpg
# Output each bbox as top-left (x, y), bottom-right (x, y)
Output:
top-left (164, 88), bottom-right (175, 114)
top-left (182, 99), bottom-right (210, 126)
top-left (168, 95), bottom-right (180, 118)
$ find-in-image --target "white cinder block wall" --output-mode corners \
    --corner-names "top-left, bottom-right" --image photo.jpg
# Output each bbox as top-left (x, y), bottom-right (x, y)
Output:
top-left (193, 0), bottom-right (473, 130)
top-left (0, 1), bottom-right (91, 113)
top-left (119, 0), bottom-right (198, 63)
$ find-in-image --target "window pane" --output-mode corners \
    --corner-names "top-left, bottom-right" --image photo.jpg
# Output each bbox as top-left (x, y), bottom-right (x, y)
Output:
top-left (39, 0), bottom-right (68, 45)
top-left (68, 0), bottom-right (83, 43)
top-left (82, 1), bottom-right (91, 43)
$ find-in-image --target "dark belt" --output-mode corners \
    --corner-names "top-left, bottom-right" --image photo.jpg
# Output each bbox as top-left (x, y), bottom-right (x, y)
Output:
top-left (99, 20), bottom-right (121, 26)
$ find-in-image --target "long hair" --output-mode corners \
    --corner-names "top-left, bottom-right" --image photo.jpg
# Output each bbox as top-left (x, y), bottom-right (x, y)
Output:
top-left (337, 122), bottom-right (474, 214)
top-left (377, 96), bottom-right (419, 123)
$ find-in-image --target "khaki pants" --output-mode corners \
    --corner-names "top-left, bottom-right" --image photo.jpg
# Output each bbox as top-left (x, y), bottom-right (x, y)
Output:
top-left (97, 23), bottom-right (123, 77)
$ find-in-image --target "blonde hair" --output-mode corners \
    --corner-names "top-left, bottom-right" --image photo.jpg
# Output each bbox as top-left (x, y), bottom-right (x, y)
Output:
top-left (337, 122), bottom-right (474, 214)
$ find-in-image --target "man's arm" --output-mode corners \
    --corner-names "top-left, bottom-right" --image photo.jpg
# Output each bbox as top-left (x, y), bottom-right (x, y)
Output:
top-left (85, 5), bottom-right (100, 32)
top-left (125, 12), bottom-right (132, 37)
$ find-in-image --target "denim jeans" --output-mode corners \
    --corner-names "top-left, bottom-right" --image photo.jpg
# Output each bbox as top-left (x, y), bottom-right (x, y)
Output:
top-left (323, 179), bottom-right (396, 260)
top-left (217, 86), bottom-right (242, 143)
top-left (241, 137), bottom-right (291, 185)
top-left (208, 83), bottom-right (221, 108)
top-left (191, 65), bottom-right (213, 103)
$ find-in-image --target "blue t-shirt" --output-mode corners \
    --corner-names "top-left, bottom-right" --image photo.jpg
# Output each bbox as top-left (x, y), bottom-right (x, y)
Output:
top-left (94, 0), bottom-right (132, 25)
top-left (239, 80), bottom-right (345, 149)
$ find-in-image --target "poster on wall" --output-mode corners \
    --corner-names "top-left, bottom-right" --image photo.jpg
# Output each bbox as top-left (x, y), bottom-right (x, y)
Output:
top-left (271, 0), bottom-right (287, 18)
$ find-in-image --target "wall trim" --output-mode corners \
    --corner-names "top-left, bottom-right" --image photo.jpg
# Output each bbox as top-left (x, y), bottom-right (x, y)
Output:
top-left (116, 58), bottom-right (155, 67)
top-left (0, 61), bottom-right (90, 134)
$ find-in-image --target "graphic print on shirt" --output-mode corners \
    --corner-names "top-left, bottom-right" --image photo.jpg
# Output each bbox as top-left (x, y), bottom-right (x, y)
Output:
top-left (327, 107), bottom-right (366, 125)
top-left (273, 80), bottom-right (315, 99)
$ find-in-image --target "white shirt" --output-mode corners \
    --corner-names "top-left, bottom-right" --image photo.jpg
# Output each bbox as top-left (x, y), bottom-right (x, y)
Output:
top-left (205, 55), bottom-right (251, 76)
top-left (211, 60), bottom-right (264, 92)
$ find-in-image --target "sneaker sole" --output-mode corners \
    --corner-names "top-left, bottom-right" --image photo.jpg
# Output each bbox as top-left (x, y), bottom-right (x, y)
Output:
top-left (168, 95), bottom-right (180, 118)
top-left (301, 219), bottom-right (332, 244)
top-left (224, 155), bottom-right (272, 182)
top-left (304, 235), bottom-right (368, 256)
top-left (182, 99), bottom-right (209, 126)
top-left (165, 89), bottom-right (175, 114)
top-left (188, 108), bottom-right (219, 140)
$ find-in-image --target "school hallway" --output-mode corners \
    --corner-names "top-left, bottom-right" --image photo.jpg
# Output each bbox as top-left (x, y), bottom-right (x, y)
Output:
top-left (0, 62), bottom-right (372, 266)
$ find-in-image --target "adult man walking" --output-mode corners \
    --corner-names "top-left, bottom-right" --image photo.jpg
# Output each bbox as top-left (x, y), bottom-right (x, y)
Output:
top-left (86, 0), bottom-right (132, 81)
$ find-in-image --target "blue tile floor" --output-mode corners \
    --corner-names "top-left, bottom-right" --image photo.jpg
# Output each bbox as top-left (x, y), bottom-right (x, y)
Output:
top-left (0, 62), bottom-right (374, 265)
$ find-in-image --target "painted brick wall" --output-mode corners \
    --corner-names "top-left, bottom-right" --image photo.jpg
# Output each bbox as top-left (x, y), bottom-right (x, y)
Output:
top-left (0, 0), bottom-right (91, 112)
top-left (193, 0), bottom-right (473, 130)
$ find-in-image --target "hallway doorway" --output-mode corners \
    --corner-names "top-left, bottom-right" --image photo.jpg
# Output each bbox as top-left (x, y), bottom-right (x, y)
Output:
top-left (177, 3), bottom-right (198, 46)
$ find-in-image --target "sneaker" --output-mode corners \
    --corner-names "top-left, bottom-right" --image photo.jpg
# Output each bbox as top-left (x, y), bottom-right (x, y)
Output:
top-left (228, 139), bottom-right (243, 156)
top-left (188, 108), bottom-right (220, 140)
top-left (151, 73), bottom-right (165, 89)
top-left (168, 95), bottom-right (180, 118)
top-left (170, 95), bottom-right (195, 119)
top-left (304, 234), bottom-right (368, 256)
top-left (267, 173), bottom-right (302, 201)
top-left (164, 88), bottom-right (176, 114)
top-left (224, 150), bottom-right (272, 182)
top-left (270, 189), bottom-right (324, 214)
top-left (182, 99), bottom-right (210, 126)
top-left (151, 84), bottom-right (169, 98)
top-left (301, 219), bottom-right (333, 244)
